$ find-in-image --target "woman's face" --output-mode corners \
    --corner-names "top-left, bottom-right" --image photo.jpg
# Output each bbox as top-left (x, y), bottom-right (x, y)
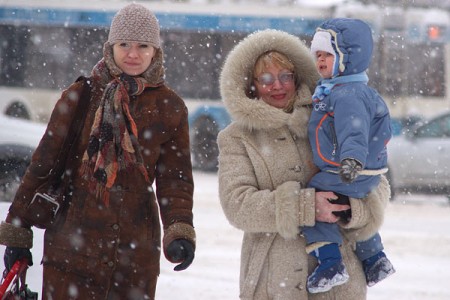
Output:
top-left (113, 42), bottom-right (155, 76)
top-left (254, 63), bottom-right (296, 109)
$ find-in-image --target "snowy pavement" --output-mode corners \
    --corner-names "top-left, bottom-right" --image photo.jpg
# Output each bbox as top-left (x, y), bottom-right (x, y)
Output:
top-left (1, 171), bottom-right (450, 299)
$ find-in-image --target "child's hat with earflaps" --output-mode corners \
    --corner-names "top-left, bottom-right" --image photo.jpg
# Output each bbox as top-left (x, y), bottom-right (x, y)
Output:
top-left (310, 30), bottom-right (341, 77)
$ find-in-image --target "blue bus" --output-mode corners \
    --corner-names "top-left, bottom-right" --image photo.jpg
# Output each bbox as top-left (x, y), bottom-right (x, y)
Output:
top-left (0, 0), bottom-right (329, 170)
top-left (0, 1), bottom-right (448, 171)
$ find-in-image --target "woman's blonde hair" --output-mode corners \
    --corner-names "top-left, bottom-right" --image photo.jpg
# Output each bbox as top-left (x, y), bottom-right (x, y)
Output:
top-left (247, 51), bottom-right (298, 112)
top-left (254, 51), bottom-right (295, 76)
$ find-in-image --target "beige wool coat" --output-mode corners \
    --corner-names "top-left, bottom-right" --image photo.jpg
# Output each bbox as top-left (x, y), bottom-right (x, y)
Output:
top-left (218, 29), bottom-right (390, 300)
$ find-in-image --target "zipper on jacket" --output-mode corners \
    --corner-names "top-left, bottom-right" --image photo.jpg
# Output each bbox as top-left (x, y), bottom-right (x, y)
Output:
top-left (329, 122), bottom-right (338, 157)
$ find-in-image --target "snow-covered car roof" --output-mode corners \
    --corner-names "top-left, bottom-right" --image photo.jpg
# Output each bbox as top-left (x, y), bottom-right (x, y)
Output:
top-left (0, 114), bottom-right (46, 149)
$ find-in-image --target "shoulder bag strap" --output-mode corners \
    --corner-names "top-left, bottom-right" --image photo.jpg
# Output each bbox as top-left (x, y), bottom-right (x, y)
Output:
top-left (50, 76), bottom-right (92, 184)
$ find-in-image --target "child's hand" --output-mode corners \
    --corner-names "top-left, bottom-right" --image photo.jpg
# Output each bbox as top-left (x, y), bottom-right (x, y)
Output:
top-left (339, 158), bottom-right (362, 183)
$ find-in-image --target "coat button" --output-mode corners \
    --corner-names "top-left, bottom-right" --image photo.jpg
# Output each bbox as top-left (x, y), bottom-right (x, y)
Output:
top-left (107, 261), bottom-right (115, 268)
top-left (112, 224), bottom-right (119, 230)
top-left (290, 165), bottom-right (302, 172)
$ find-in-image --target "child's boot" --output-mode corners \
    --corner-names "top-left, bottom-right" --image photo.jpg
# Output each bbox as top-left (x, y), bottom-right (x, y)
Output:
top-left (307, 243), bottom-right (349, 293)
top-left (363, 251), bottom-right (396, 287)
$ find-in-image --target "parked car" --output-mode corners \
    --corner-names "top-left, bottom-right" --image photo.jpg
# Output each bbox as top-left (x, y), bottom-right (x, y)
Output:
top-left (390, 115), bottom-right (424, 136)
top-left (387, 112), bottom-right (450, 201)
top-left (0, 115), bottom-right (46, 202)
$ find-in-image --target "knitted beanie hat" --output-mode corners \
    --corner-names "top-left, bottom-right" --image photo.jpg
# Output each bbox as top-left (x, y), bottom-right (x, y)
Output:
top-left (108, 3), bottom-right (160, 48)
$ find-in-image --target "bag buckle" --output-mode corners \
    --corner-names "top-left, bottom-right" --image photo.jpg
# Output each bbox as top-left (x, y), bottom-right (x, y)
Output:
top-left (30, 193), bottom-right (60, 216)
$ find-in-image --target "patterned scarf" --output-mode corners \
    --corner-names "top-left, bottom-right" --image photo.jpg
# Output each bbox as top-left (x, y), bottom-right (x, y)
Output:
top-left (80, 59), bottom-right (161, 206)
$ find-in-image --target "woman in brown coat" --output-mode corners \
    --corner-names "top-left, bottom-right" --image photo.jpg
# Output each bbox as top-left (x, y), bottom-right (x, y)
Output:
top-left (0, 4), bottom-right (195, 299)
top-left (218, 29), bottom-right (390, 299)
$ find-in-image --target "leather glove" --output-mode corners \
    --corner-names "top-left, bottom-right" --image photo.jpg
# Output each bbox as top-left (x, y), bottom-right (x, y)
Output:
top-left (339, 158), bottom-right (363, 183)
top-left (166, 239), bottom-right (195, 271)
top-left (4, 246), bottom-right (33, 271)
top-left (329, 193), bottom-right (352, 222)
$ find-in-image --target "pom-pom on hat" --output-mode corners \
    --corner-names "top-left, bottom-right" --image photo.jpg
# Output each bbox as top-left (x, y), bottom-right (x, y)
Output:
top-left (108, 3), bottom-right (160, 48)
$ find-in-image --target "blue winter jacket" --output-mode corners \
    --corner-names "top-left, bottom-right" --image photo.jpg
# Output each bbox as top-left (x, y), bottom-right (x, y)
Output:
top-left (308, 18), bottom-right (392, 198)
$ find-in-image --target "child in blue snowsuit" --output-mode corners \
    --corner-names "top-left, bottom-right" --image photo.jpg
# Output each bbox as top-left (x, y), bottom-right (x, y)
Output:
top-left (305, 18), bottom-right (395, 293)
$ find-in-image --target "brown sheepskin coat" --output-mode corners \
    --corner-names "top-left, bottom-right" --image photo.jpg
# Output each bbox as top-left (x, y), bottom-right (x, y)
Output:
top-left (6, 73), bottom-right (195, 298)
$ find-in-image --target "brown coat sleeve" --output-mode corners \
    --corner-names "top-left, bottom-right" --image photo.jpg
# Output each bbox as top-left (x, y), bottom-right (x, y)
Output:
top-left (7, 81), bottom-right (85, 226)
top-left (141, 87), bottom-right (195, 260)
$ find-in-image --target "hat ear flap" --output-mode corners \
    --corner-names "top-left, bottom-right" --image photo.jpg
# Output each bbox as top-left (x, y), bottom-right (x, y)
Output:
top-left (332, 52), bottom-right (340, 77)
top-left (330, 37), bottom-right (344, 77)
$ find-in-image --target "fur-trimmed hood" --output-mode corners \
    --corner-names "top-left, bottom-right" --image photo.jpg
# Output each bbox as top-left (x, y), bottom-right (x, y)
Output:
top-left (219, 29), bottom-right (319, 136)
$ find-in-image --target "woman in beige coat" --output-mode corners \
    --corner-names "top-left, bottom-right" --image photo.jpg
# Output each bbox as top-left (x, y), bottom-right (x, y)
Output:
top-left (218, 29), bottom-right (390, 299)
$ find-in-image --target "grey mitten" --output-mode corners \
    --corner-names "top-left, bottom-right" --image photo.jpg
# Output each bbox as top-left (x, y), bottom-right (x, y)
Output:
top-left (339, 158), bottom-right (362, 183)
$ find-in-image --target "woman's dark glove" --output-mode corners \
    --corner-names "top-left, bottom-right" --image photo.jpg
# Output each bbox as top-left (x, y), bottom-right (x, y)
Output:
top-left (329, 193), bottom-right (352, 222)
top-left (166, 239), bottom-right (195, 271)
top-left (4, 246), bottom-right (33, 271)
top-left (339, 158), bottom-right (362, 183)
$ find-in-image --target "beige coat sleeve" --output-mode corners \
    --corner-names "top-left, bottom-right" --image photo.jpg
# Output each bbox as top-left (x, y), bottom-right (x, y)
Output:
top-left (218, 130), bottom-right (316, 240)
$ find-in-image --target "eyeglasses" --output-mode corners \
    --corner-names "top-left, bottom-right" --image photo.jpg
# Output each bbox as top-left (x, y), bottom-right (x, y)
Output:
top-left (255, 72), bottom-right (295, 86)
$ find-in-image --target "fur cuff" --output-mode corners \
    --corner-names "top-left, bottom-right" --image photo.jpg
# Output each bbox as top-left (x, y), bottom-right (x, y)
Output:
top-left (340, 175), bottom-right (391, 242)
top-left (275, 181), bottom-right (301, 239)
top-left (162, 222), bottom-right (196, 261)
top-left (0, 221), bottom-right (33, 248)
top-left (275, 181), bottom-right (315, 239)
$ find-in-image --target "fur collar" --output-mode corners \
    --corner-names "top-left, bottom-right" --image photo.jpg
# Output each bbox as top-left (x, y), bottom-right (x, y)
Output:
top-left (220, 29), bottom-right (319, 138)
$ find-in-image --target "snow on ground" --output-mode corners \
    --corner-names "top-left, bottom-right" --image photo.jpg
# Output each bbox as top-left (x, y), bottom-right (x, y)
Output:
top-left (1, 171), bottom-right (450, 299)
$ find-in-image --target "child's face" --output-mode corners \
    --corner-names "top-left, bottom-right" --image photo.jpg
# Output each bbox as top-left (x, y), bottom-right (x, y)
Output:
top-left (315, 50), bottom-right (335, 79)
